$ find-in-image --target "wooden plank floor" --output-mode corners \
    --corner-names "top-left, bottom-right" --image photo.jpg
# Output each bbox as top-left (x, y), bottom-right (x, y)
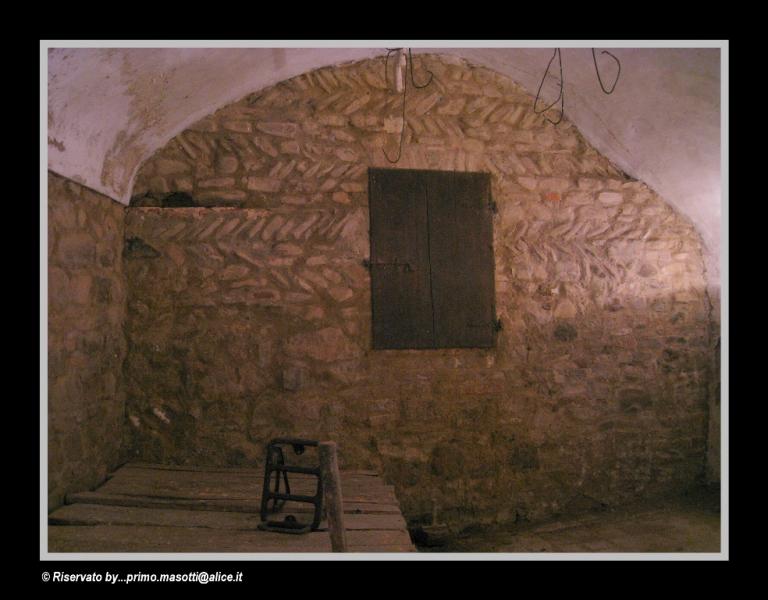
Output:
top-left (49, 462), bottom-right (415, 553)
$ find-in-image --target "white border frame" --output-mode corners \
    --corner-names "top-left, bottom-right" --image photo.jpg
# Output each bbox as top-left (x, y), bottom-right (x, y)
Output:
top-left (41, 39), bottom-right (728, 562)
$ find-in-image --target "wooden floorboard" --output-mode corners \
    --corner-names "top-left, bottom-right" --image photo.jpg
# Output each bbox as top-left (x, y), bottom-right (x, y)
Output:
top-left (65, 491), bottom-right (403, 515)
top-left (48, 525), bottom-right (414, 553)
top-left (97, 466), bottom-right (397, 503)
top-left (50, 503), bottom-right (408, 531)
top-left (50, 462), bottom-right (415, 553)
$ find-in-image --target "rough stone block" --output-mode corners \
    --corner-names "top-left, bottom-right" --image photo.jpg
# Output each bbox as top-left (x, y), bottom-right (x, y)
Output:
top-left (285, 327), bottom-right (360, 362)
top-left (256, 122), bottom-right (299, 137)
top-left (155, 159), bottom-right (191, 176)
top-left (223, 120), bottom-right (252, 133)
top-left (199, 177), bottom-right (235, 188)
top-left (58, 233), bottom-right (96, 267)
top-left (214, 154), bottom-right (239, 174)
top-left (247, 177), bottom-right (282, 193)
top-left (599, 192), bottom-right (623, 206)
top-left (282, 366), bottom-right (306, 391)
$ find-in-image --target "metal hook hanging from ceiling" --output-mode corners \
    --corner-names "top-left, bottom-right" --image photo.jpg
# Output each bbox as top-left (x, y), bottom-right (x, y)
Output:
top-left (533, 48), bottom-right (622, 125)
top-left (383, 48), bottom-right (434, 164)
top-left (592, 48), bottom-right (621, 94)
top-left (408, 49), bottom-right (434, 89)
top-left (533, 48), bottom-right (565, 125)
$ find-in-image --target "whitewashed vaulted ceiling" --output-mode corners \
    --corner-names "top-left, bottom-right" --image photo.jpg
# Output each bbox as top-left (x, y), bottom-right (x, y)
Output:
top-left (46, 45), bottom-right (723, 286)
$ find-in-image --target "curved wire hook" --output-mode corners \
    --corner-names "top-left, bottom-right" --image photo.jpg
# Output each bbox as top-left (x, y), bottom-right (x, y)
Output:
top-left (592, 48), bottom-right (621, 94)
top-left (383, 50), bottom-right (409, 163)
top-left (533, 48), bottom-right (564, 125)
top-left (408, 48), bottom-right (434, 88)
top-left (534, 49), bottom-right (562, 113)
top-left (384, 47), bottom-right (401, 90)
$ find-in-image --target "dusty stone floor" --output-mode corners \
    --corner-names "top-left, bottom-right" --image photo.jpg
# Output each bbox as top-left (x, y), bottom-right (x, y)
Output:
top-left (415, 487), bottom-right (721, 553)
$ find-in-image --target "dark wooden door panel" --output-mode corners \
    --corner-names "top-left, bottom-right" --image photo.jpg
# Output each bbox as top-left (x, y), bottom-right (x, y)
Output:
top-left (427, 171), bottom-right (495, 348)
top-left (369, 169), bottom-right (435, 349)
top-left (368, 168), bottom-right (495, 350)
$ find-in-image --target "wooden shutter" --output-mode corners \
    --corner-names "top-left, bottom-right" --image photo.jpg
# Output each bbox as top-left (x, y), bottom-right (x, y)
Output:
top-left (369, 169), bottom-right (435, 349)
top-left (368, 168), bottom-right (495, 349)
top-left (427, 171), bottom-right (495, 348)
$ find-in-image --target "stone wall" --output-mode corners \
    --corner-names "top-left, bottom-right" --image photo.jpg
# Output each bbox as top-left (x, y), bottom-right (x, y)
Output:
top-left (125, 55), bottom-right (715, 526)
top-left (48, 171), bottom-right (127, 510)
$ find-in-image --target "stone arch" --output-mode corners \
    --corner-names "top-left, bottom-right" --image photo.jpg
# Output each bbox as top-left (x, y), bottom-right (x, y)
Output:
top-left (123, 55), bottom-right (712, 525)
